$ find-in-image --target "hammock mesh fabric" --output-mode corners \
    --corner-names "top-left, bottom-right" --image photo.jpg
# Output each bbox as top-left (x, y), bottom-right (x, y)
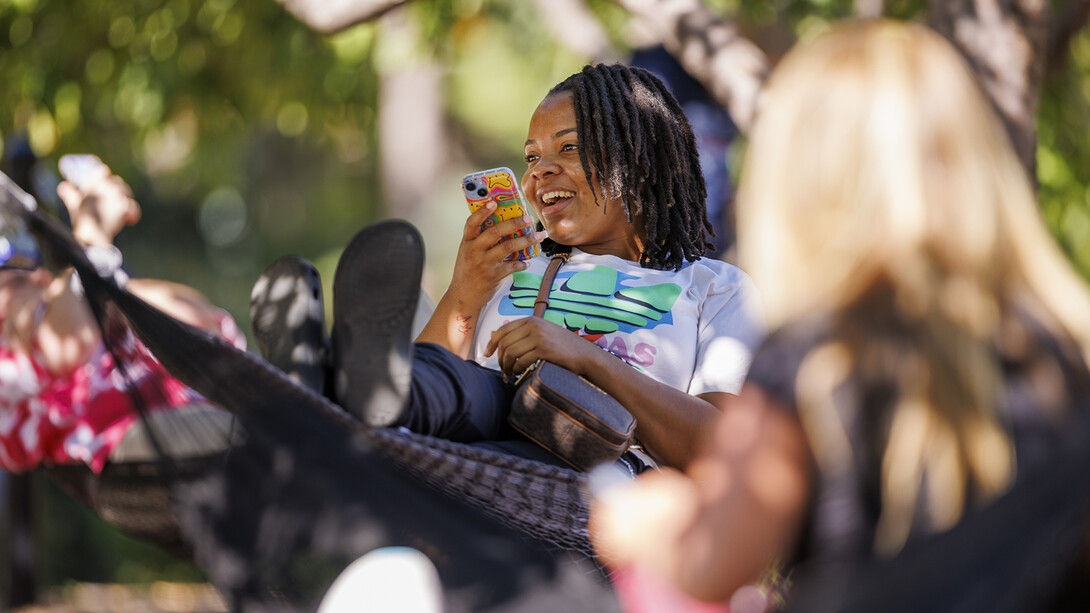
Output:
top-left (4, 183), bottom-right (619, 613)
top-left (11, 177), bottom-right (1090, 612)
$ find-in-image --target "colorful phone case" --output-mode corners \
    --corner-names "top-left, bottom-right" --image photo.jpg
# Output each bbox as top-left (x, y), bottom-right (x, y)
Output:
top-left (462, 167), bottom-right (540, 261)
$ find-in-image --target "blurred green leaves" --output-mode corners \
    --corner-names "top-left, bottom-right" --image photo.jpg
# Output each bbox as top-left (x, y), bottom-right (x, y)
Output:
top-left (1, 0), bottom-right (386, 320)
top-left (1039, 26), bottom-right (1090, 277)
top-left (1, 0), bottom-right (1089, 316)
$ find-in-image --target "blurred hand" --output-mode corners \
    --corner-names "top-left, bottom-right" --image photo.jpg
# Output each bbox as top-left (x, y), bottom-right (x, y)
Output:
top-left (57, 164), bottom-right (141, 246)
top-left (589, 468), bottom-right (699, 574)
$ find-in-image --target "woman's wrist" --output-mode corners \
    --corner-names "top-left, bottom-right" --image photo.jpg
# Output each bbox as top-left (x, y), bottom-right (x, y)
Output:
top-left (71, 223), bottom-right (114, 248)
top-left (442, 287), bottom-right (489, 324)
top-left (576, 336), bottom-right (620, 379)
top-left (68, 244), bottom-right (128, 296)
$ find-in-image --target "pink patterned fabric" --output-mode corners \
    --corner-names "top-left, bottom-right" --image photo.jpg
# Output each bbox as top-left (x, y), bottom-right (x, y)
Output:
top-left (610, 565), bottom-right (778, 613)
top-left (0, 311), bottom-right (244, 473)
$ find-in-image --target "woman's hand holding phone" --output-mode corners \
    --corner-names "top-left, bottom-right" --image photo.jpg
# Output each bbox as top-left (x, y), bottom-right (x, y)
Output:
top-left (415, 167), bottom-right (546, 357)
top-left (462, 167), bottom-right (539, 262)
top-left (416, 199), bottom-right (544, 357)
top-left (449, 166), bottom-right (545, 307)
top-left (450, 201), bottom-right (543, 308)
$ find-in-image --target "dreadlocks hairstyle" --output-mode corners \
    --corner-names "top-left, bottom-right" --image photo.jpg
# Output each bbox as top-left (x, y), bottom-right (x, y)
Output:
top-left (538, 63), bottom-right (714, 271)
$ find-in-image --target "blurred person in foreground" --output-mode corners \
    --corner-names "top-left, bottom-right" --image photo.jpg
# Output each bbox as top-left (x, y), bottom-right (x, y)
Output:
top-left (591, 19), bottom-right (1090, 610)
top-left (0, 159), bottom-right (243, 476)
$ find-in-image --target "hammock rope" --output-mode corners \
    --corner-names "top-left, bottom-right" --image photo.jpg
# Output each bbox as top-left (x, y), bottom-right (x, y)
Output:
top-left (4, 181), bottom-right (619, 612)
top-left (6, 184), bottom-right (596, 553)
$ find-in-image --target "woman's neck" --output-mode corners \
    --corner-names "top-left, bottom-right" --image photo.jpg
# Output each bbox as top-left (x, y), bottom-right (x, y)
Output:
top-left (573, 233), bottom-right (645, 261)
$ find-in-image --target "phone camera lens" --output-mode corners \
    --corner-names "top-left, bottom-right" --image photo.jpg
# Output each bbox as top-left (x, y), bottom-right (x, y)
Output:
top-left (465, 182), bottom-right (477, 192)
top-left (477, 188), bottom-right (488, 197)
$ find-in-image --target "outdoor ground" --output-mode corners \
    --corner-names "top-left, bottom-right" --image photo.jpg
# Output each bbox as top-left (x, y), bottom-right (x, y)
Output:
top-left (14, 582), bottom-right (226, 613)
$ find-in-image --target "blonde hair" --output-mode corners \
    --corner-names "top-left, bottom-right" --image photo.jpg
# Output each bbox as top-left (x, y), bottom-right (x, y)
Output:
top-left (737, 20), bottom-right (1090, 555)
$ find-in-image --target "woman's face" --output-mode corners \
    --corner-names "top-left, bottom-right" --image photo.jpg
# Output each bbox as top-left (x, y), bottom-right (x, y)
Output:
top-left (522, 91), bottom-right (642, 260)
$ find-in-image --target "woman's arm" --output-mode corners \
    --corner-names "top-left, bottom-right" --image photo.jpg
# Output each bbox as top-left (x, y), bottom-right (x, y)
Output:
top-left (591, 346), bottom-right (727, 469)
top-left (8, 163), bottom-right (144, 375)
top-left (486, 316), bottom-right (726, 468)
top-left (415, 202), bottom-right (544, 358)
top-left (672, 384), bottom-right (811, 600)
top-left (590, 383), bottom-right (812, 602)
top-left (4, 269), bottom-right (99, 377)
top-left (126, 278), bottom-right (233, 337)
top-left (15, 163), bottom-right (234, 376)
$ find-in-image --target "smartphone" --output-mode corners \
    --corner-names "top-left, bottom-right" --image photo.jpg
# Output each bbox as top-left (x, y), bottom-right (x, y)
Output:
top-left (58, 154), bottom-right (105, 190)
top-left (462, 167), bottom-right (540, 261)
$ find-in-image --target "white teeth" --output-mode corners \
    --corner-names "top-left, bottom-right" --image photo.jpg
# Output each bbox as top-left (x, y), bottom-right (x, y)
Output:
top-left (541, 190), bottom-right (575, 204)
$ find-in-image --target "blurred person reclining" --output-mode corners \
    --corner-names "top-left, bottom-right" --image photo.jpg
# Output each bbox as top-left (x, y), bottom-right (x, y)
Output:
top-left (0, 159), bottom-right (243, 521)
top-left (591, 19), bottom-right (1090, 612)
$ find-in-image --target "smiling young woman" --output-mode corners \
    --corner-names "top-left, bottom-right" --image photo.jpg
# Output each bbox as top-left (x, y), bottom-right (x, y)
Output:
top-left (258, 63), bottom-right (766, 471)
top-left (407, 63), bottom-right (766, 469)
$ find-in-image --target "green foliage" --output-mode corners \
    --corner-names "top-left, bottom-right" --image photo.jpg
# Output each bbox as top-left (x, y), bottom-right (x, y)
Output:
top-left (0, 0), bottom-right (384, 320)
top-left (446, 3), bottom-right (586, 160)
top-left (1038, 26), bottom-right (1090, 278)
top-left (36, 475), bottom-right (206, 585)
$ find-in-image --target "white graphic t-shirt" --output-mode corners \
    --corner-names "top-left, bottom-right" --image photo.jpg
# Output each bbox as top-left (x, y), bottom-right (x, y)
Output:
top-left (471, 249), bottom-right (766, 395)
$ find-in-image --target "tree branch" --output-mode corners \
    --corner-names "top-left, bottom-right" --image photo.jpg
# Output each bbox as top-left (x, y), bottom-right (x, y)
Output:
top-left (530, 0), bottom-right (620, 63)
top-left (929, 0), bottom-right (1052, 177)
top-left (275, 0), bottom-right (409, 34)
top-left (854, 0), bottom-right (885, 18)
top-left (612, 0), bottom-right (770, 134)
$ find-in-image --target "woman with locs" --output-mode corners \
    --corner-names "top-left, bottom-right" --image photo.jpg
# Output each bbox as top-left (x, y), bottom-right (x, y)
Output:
top-left (253, 63), bottom-right (765, 471)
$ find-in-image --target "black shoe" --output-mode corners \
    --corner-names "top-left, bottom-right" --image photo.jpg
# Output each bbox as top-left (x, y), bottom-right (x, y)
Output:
top-left (250, 255), bottom-right (330, 395)
top-left (331, 220), bottom-right (423, 426)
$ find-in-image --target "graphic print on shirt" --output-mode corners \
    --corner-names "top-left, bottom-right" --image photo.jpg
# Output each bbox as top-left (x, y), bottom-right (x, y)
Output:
top-left (498, 265), bottom-right (682, 368)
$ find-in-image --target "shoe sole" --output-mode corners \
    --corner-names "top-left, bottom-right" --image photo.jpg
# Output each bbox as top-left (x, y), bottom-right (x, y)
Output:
top-left (250, 255), bottom-right (329, 395)
top-left (332, 221), bottom-right (423, 426)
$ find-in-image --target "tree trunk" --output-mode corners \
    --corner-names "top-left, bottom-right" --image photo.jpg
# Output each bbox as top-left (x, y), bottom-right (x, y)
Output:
top-left (376, 8), bottom-right (449, 219)
top-left (612, 0), bottom-right (770, 134)
top-left (530, 0), bottom-right (620, 63)
top-left (929, 0), bottom-right (1052, 177)
top-left (275, 0), bottom-right (409, 34)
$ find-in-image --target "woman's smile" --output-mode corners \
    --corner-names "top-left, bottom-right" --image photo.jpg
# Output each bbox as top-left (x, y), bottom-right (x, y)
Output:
top-left (536, 188), bottom-right (576, 218)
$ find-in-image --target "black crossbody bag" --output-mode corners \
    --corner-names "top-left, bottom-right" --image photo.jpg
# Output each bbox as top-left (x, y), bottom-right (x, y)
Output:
top-left (508, 255), bottom-right (637, 471)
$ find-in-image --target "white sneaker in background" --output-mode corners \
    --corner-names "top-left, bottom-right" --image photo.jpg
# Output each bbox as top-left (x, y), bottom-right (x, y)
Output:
top-left (318, 547), bottom-right (444, 613)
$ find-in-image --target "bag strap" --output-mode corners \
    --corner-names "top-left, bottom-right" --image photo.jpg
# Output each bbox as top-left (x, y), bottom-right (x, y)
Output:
top-left (533, 254), bottom-right (568, 318)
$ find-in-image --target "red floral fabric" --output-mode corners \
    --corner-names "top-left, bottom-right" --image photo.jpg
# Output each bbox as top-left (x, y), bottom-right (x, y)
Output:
top-left (0, 311), bottom-right (244, 473)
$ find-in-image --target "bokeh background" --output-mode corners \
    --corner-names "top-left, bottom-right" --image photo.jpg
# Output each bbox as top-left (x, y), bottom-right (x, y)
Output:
top-left (3, 0), bottom-right (1090, 602)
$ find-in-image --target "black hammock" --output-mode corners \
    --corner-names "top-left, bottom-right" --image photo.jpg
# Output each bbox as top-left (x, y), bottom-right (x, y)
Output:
top-left (2, 177), bottom-right (620, 613)
top-left (7, 175), bottom-right (1090, 612)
